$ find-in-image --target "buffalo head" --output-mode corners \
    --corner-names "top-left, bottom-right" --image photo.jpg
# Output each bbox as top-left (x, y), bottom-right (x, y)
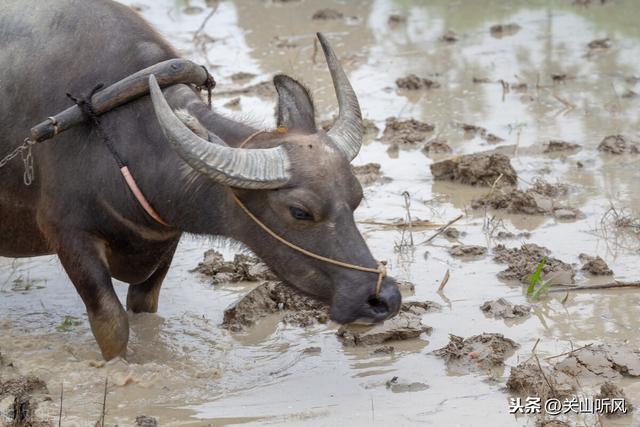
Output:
top-left (149, 33), bottom-right (401, 324)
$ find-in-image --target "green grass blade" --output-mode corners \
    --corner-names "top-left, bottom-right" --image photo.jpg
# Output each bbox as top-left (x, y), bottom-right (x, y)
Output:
top-left (532, 280), bottom-right (551, 300)
top-left (527, 257), bottom-right (547, 295)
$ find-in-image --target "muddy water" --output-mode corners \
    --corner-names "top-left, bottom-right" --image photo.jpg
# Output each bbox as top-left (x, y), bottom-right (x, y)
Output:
top-left (2, 0), bottom-right (640, 426)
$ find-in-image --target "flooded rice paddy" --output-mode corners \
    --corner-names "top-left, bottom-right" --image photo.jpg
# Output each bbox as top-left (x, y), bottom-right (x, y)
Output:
top-left (2, 0), bottom-right (640, 425)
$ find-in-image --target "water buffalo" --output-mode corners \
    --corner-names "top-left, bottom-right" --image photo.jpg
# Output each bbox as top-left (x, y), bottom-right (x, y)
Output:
top-left (0, 0), bottom-right (401, 360)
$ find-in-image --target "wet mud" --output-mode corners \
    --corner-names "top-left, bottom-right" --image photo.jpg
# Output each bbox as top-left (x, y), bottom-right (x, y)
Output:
top-left (471, 180), bottom-right (580, 219)
top-left (493, 244), bottom-right (575, 284)
top-left (396, 74), bottom-right (440, 90)
top-left (381, 117), bottom-right (434, 145)
top-left (434, 333), bottom-right (519, 374)
top-left (352, 162), bottom-right (392, 187)
top-left (337, 301), bottom-right (438, 346)
top-left (579, 253), bottom-right (614, 276)
top-left (508, 343), bottom-right (640, 417)
top-left (431, 152), bottom-right (517, 187)
top-left (192, 249), bottom-right (276, 283)
top-left (598, 135), bottom-right (640, 155)
top-left (480, 298), bottom-right (531, 319)
top-left (222, 281), bottom-right (328, 331)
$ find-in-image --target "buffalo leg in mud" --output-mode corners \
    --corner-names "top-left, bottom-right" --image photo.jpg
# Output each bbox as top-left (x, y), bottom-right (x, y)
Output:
top-left (53, 232), bottom-right (129, 360)
top-left (127, 241), bottom-right (178, 313)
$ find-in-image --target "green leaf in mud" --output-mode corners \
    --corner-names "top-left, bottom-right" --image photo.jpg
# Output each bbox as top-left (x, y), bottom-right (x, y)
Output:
top-left (56, 315), bottom-right (81, 332)
top-left (527, 257), bottom-right (547, 295)
top-left (532, 280), bottom-right (551, 300)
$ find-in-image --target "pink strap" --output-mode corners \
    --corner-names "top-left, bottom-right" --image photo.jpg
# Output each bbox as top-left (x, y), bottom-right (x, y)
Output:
top-left (120, 166), bottom-right (170, 227)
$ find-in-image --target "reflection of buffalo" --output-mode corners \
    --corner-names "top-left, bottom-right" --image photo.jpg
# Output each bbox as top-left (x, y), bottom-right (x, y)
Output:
top-left (0, 0), bottom-right (400, 360)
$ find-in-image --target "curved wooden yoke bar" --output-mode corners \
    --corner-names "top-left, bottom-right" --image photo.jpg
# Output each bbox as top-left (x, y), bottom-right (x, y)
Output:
top-left (30, 59), bottom-right (214, 142)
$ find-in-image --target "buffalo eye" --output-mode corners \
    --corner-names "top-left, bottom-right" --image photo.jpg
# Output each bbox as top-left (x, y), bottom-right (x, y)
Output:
top-left (289, 206), bottom-right (313, 221)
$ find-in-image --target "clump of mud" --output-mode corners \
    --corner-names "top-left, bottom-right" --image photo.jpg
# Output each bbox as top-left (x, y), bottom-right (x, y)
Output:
top-left (480, 298), bottom-right (531, 319)
top-left (449, 245), bottom-right (487, 258)
top-left (396, 74), bottom-right (440, 90)
top-left (223, 97), bottom-right (241, 109)
top-left (490, 23), bottom-right (521, 38)
top-left (430, 153), bottom-right (517, 187)
top-left (598, 135), bottom-right (640, 155)
top-left (440, 30), bottom-right (459, 43)
top-left (579, 254), bottom-right (613, 276)
top-left (382, 117), bottom-right (434, 144)
top-left (456, 122), bottom-right (504, 143)
top-left (385, 376), bottom-right (429, 393)
top-left (596, 381), bottom-right (633, 416)
top-left (434, 333), bottom-right (519, 373)
top-left (509, 343), bottom-right (640, 405)
top-left (229, 71), bottom-right (256, 84)
top-left (444, 227), bottom-right (463, 239)
top-left (472, 179), bottom-right (579, 219)
top-left (136, 415), bottom-right (159, 427)
top-left (337, 301), bottom-right (439, 346)
top-left (352, 163), bottom-right (392, 187)
top-left (495, 231), bottom-right (531, 240)
top-left (387, 14), bottom-right (406, 25)
top-left (319, 116), bottom-right (379, 139)
top-left (312, 8), bottom-right (343, 20)
top-left (507, 360), bottom-right (576, 399)
top-left (555, 344), bottom-right (640, 379)
top-left (544, 140), bottom-right (581, 153)
top-left (223, 281), bottom-right (328, 331)
top-left (0, 351), bottom-right (50, 427)
top-left (588, 37), bottom-right (612, 50)
top-left (493, 243), bottom-right (575, 284)
top-left (192, 250), bottom-right (276, 284)
top-left (538, 421), bottom-right (572, 427)
top-left (422, 139), bottom-right (452, 156)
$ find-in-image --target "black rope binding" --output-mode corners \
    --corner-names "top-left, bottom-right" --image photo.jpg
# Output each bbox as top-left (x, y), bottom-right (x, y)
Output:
top-left (67, 84), bottom-right (126, 168)
top-left (197, 66), bottom-right (216, 109)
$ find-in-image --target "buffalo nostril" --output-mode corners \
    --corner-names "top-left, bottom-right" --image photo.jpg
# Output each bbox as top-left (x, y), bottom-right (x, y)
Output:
top-left (367, 295), bottom-right (389, 315)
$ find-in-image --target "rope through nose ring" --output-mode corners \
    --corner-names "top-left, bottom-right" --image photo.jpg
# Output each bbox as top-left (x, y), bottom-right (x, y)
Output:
top-left (229, 191), bottom-right (387, 295)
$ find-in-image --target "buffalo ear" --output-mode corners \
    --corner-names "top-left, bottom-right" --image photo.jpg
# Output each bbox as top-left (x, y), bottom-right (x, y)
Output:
top-left (274, 74), bottom-right (317, 133)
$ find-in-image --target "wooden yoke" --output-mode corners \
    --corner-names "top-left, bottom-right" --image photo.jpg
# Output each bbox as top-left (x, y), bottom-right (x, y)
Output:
top-left (30, 59), bottom-right (214, 142)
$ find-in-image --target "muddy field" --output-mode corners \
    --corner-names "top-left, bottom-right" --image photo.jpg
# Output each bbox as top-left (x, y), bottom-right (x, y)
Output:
top-left (2, 0), bottom-right (640, 426)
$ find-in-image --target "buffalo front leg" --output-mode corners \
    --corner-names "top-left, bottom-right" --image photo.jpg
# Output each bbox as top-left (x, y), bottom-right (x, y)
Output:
top-left (54, 232), bottom-right (129, 360)
top-left (127, 241), bottom-right (178, 313)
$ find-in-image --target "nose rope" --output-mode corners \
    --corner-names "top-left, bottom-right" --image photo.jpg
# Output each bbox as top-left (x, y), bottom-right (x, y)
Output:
top-left (231, 129), bottom-right (387, 296)
top-left (229, 191), bottom-right (386, 295)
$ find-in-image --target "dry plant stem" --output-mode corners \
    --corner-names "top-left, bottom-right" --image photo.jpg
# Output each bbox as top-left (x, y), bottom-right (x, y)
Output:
top-left (58, 382), bottom-right (63, 427)
top-left (402, 191), bottom-right (414, 246)
top-left (548, 281), bottom-right (640, 293)
top-left (357, 220), bottom-right (438, 229)
top-left (421, 214), bottom-right (464, 245)
top-left (531, 338), bottom-right (541, 354)
top-left (437, 269), bottom-right (450, 292)
top-left (534, 353), bottom-right (557, 397)
top-left (544, 343), bottom-right (593, 361)
top-left (193, 0), bottom-right (219, 40)
top-left (101, 377), bottom-right (108, 427)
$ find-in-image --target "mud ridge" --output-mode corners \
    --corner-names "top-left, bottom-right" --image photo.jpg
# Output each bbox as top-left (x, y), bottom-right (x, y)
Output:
top-left (223, 281), bottom-right (328, 332)
top-left (337, 301), bottom-right (439, 346)
top-left (431, 152), bottom-right (517, 187)
top-left (434, 333), bottom-right (519, 373)
top-left (192, 250), bottom-right (276, 284)
top-left (493, 244), bottom-right (575, 284)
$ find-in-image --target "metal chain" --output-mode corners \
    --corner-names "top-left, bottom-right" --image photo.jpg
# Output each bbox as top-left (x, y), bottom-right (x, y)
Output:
top-left (0, 138), bottom-right (37, 185)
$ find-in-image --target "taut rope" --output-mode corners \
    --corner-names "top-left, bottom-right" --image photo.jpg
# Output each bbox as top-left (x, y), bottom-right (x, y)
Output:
top-left (232, 130), bottom-right (387, 296)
